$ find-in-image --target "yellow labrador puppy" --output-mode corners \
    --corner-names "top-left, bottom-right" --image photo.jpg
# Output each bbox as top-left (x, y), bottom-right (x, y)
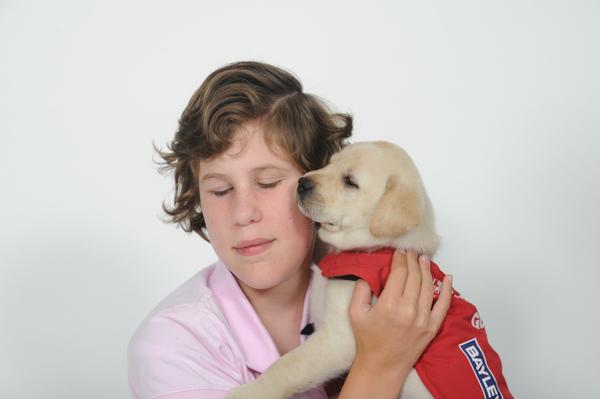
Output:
top-left (300, 141), bottom-right (439, 254)
top-left (226, 141), bottom-right (511, 399)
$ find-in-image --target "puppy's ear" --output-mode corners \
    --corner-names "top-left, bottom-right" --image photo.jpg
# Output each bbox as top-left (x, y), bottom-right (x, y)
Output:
top-left (369, 175), bottom-right (423, 238)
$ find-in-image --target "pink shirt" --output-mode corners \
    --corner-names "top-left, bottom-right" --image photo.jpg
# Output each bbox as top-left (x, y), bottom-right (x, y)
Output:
top-left (128, 260), bottom-right (328, 399)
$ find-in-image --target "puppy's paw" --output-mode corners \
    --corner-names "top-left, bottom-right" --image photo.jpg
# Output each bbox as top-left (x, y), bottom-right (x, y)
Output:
top-left (224, 385), bottom-right (247, 399)
top-left (225, 381), bottom-right (271, 399)
top-left (225, 385), bottom-right (249, 399)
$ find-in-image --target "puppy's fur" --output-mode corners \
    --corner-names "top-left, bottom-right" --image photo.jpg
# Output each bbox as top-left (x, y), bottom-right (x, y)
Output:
top-left (299, 141), bottom-right (438, 255)
top-left (227, 141), bottom-right (438, 399)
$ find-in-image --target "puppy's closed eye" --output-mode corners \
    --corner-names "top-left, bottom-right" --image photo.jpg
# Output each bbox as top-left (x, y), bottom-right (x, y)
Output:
top-left (343, 174), bottom-right (359, 189)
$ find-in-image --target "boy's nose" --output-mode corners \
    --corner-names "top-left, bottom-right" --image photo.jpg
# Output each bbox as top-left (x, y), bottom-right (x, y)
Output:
top-left (232, 191), bottom-right (262, 226)
top-left (297, 177), bottom-right (314, 195)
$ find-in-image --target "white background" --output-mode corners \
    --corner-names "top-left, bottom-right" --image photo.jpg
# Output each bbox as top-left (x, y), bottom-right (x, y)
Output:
top-left (1, 1), bottom-right (598, 398)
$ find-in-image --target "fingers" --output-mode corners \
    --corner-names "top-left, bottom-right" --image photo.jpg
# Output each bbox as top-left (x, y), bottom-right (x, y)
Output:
top-left (430, 275), bottom-right (453, 330)
top-left (379, 249), bottom-right (409, 300)
top-left (402, 250), bottom-right (422, 303)
top-left (417, 255), bottom-right (434, 314)
top-left (349, 279), bottom-right (373, 319)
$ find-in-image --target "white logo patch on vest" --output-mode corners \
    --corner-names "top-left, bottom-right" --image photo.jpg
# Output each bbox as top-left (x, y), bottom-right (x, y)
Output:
top-left (459, 338), bottom-right (503, 399)
top-left (471, 311), bottom-right (485, 329)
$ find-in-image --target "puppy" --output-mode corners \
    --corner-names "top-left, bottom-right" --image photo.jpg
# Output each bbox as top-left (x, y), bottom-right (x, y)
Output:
top-left (226, 141), bottom-right (512, 399)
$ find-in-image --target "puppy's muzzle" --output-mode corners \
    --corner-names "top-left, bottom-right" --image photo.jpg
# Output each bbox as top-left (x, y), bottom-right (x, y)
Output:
top-left (297, 177), bottom-right (315, 197)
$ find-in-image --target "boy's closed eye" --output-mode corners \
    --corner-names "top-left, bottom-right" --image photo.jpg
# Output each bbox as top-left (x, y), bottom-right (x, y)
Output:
top-left (257, 178), bottom-right (283, 188)
top-left (209, 179), bottom-right (283, 197)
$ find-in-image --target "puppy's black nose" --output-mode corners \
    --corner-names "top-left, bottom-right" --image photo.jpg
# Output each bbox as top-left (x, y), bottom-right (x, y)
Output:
top-left (297, 177), bottom-right (314, 195)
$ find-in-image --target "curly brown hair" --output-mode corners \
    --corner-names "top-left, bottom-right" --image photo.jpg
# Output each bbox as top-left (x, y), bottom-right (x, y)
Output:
top-left (156, 61), bottom-right (353, 242)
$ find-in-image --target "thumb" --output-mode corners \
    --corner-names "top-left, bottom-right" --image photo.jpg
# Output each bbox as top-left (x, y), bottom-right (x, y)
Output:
top-left (349, 279), bottom-right (373, 316)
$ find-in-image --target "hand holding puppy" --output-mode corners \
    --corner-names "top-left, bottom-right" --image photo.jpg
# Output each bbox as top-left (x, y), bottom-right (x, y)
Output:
top-left (339, 249), bottom-right (453, 398)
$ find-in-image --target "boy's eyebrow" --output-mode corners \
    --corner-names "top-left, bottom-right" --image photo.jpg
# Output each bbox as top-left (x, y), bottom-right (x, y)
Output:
top-left (253, 164), bottom-right (289, 173)
top-left (199, 164), bottom-right (290, 182)
top-left (199, 173), bottom-right (227, 182)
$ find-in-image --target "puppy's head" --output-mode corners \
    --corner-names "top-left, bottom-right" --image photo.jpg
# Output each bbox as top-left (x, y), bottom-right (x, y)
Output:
top-left (297, 141), bottom-right (438, 254)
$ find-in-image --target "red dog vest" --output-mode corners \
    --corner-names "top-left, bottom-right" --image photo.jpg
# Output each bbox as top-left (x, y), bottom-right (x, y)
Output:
top-left (319, 249), bottom-right (513, 399)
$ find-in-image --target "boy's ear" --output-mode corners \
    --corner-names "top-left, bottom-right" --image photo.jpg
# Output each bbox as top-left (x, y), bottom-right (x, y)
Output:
top-left (369, 175), bottom-right (423, 238)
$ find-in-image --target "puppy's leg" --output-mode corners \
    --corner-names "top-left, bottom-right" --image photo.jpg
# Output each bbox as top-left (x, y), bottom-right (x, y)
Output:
top-left (226, 280), bottom-right (356, 399)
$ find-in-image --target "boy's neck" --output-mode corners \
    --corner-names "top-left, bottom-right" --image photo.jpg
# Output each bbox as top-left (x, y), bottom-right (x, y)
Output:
top-left (238, 265), bottom-right (311, 315)
top-left (236, 265), bottom-right (311, 354)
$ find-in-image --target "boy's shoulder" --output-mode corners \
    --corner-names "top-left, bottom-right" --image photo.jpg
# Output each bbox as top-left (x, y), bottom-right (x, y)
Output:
top-left (129, 261), bottom-right (229, 346)
top-left (127, 261), bottom-right (250, 398)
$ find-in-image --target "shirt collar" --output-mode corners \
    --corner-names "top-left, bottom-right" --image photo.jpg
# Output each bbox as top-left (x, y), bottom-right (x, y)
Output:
top-left (209, 260), bottom-right (313, 373)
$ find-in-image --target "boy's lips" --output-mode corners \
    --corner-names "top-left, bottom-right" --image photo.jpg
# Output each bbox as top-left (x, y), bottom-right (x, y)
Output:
top-left (234, 238), bottom-right (276, 256)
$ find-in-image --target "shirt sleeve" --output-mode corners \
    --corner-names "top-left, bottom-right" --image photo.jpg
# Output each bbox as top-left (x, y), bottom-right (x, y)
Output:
top-left (128, 305), bottom-right (247, 399)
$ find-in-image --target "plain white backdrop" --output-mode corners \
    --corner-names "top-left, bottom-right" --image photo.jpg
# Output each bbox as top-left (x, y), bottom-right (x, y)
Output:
top-left (1, 0), bottom-right (598, 397)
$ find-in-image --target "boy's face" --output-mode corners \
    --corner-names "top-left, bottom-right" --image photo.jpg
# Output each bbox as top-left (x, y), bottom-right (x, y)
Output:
top-left (198, 119), bottom-right (314, 293)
